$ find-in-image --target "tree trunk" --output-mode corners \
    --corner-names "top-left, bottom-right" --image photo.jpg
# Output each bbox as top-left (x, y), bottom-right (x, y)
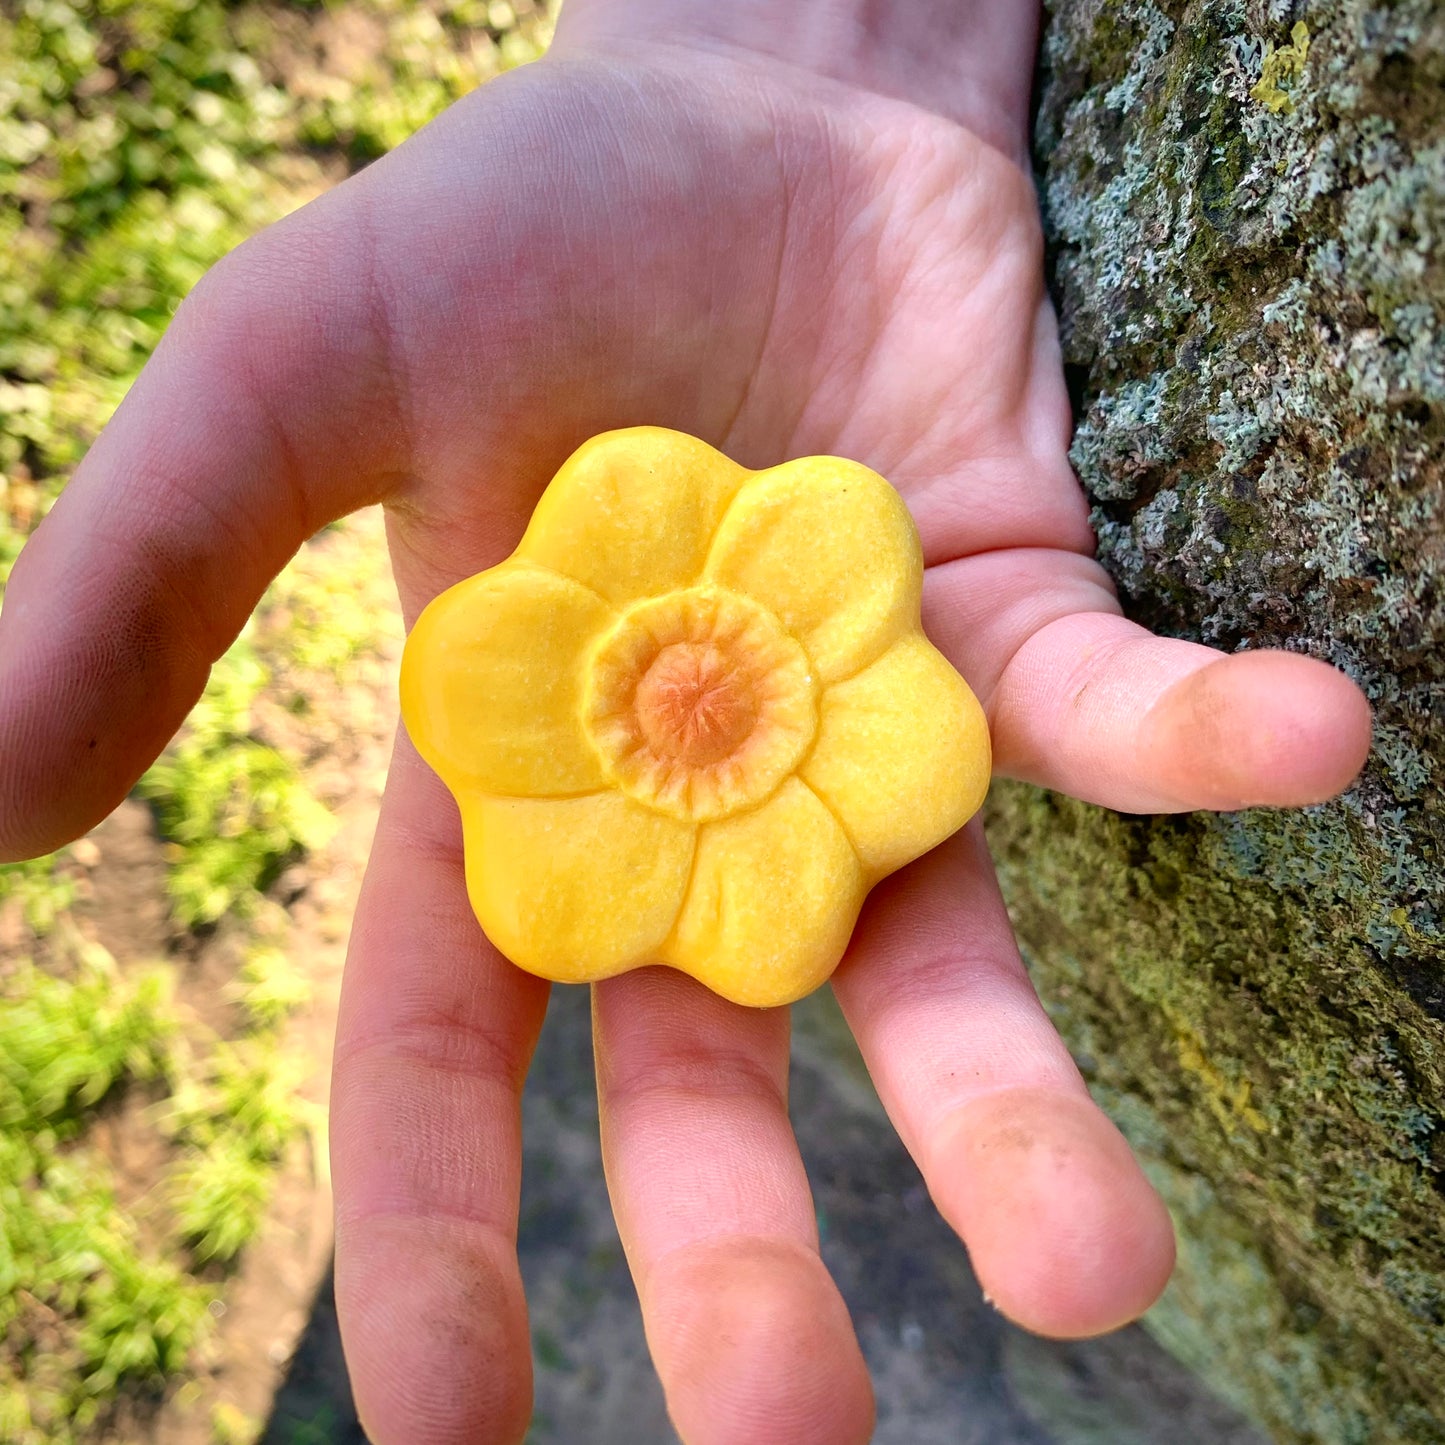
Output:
top-left (1001, 3), bottom-right (1445, 1441)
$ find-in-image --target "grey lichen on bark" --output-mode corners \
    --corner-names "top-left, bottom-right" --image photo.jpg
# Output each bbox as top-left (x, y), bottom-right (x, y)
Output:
top-left (1001, 2), bottom-right (1445, 1441)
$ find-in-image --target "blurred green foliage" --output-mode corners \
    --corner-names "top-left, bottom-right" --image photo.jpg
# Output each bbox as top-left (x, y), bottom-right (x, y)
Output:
top-left (0, 945), bottom-right (209, 1440)
top-left (0, 0), bottom-right (554, 1434)
top-left (0, 851), bottom-right (79, 936)
top-left (137, 635), bottom-right (337, 928)
top-left (0, 944), bottom-right (173, 1131)
top-left (165, 1037), bottom-right (310, 1261)
top-left (0, 935), bottom-right (314, 1438)
top-left (0, 0), bottom-right (552, 570)
top-left (231, 939), bottom-right (313, 1028)
top-left (209, 1399), bottom-right (264, 1445)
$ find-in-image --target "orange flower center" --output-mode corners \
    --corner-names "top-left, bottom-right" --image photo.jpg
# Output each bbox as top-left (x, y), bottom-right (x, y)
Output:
top-left (634, 643), bottom-right (761, 766)
top-left (584, 588), bottom-right (817, 822)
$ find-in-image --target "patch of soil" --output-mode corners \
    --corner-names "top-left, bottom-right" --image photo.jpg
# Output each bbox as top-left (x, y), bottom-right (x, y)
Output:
top-left (74, 800), bottom-right (172, 963)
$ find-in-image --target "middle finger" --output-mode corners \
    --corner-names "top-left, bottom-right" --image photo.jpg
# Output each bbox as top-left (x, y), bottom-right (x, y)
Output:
top-left (593, 968), bottom-right (874, 1445)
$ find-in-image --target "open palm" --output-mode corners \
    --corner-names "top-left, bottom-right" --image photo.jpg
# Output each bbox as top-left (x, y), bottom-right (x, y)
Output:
top-left (0, 22), bottom-right (1370, 1445)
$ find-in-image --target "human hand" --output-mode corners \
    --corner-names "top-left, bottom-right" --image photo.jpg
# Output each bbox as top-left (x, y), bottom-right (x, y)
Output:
top-left (0, 2), bottom-right (1372, 1441)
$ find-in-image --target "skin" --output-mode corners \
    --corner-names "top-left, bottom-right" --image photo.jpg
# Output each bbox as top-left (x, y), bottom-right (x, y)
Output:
top-left (0, 2), bottom-right (1373, 1442)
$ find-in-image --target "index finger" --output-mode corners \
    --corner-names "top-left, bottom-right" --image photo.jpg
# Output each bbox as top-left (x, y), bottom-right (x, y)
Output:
top-left (924, 549), bottom-right (1372, 813)
top-left (0, 199), bottom-right (405, 860)
top-left (331, 737), bottom-right (547, 1445)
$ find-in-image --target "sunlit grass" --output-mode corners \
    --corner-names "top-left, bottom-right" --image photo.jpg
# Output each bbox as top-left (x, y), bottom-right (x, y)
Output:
top-left (0, 852), bottom-right (79, 937)
top-left (165, 1039), bottom-right (311, 1263)
top-left (0, 947), bottom-right (209, 1441)
top-left (136, 635), bottom-right (337, 930)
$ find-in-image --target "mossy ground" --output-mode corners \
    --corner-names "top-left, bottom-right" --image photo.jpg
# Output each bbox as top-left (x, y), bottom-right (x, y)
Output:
top-left (1021, 2), bottom-right (1444, 1440)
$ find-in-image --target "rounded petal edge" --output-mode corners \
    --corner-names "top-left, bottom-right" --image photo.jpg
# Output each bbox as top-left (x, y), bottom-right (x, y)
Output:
top-left (704, 455), bottom-right (923, 685)
top-left (460, 791), bottom-right (697, 983)
top-left (800, 631), bottom-right (991, 880)
top-left (517, 428), bottom-right (752, 606)
top-left (662, 778), bottom-right (866, 1008)
top-left (400, 561), bottom-right (614, 796)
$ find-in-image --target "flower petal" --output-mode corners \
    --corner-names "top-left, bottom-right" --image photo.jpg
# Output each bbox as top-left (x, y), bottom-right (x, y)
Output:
top-left (517, 428), bottom-right (751, 605)
top-left (664, 778), bottom-right (865, 1008)
top-left (704, 456), bottom-right (923, 684)
top-left (400, 562), bottom-right (612, 795)
top-left (801, 633), bottom-right (991, 880)
top-left (460, 792), bottom-right (696, 981)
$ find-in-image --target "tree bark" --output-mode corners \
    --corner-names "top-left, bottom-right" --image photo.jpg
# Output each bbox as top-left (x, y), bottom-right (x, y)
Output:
top-left (1001, 2), bottom-right (1445, 1440)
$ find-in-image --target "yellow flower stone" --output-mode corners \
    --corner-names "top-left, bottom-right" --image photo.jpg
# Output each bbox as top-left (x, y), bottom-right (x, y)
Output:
top-left (400, 427), bottom-right (991, 1007)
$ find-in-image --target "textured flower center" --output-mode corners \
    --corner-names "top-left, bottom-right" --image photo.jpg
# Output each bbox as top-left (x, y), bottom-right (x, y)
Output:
top-left (634, 643), bottom-right (761, 766)
top-left (584, 587), bottom-right (816, 821)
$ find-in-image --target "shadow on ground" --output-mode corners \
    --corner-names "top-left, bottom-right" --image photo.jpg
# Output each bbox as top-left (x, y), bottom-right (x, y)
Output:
top-left (263, 984), bottom-right (1266, 1445)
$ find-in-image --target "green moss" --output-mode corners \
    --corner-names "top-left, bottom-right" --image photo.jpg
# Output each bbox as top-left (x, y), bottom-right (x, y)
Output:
top-left (988, 785), bottom-right (1445, 1443)
top-left (1022, 4), bottom-right (1444, 1433)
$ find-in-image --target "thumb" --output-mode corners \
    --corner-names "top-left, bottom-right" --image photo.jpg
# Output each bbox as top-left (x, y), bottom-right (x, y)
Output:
top-left (0, 196), bottom-right (405, 860)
